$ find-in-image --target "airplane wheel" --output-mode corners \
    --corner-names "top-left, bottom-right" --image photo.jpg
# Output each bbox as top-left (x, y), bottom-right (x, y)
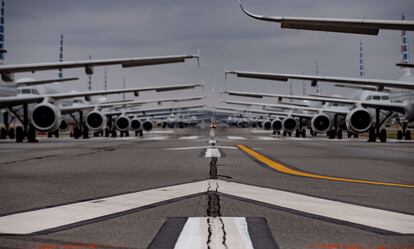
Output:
top-left (301, 129), bottom-right (306, 138)
top-left (27, 125), bottom-right (38, 143)
top-left (368, 127), bottom-right (376, 142)
top-left (380, 129), bottom-right (387, 143)
top-left (328, 129), bottom-right (336, 139)
top-left (105, 128), bottom-right (110, 137)
top-left (288, 132), bottom-right (292, 137)
top-left (309, 128), bottom-right (314, 136)
top-left (0, 128), bottom-right (6, 139)
top-left (295, 129), bottom-right (300, 137)
top-left (397, 130), bottom-right (403, 140)
top-left (47, 132), bottom-right (53, 138)
top-left (337, 130), bottom-right (342, 139)
top-left (15, 126), bottom-right (24, 143)
top-left (405, 130), bottom-right (411, 140)
top-left (8, 128), bottom-right (15, 139)
top-left (347, 131), bottom-right (352, 138)
top-left (277, 131), bottom-right (280, 135)
top-left (54, 130), bottom-right (59, 138)
top-left (272, 130), bottom-right (276, 135)
top-left (111, 128), bottom-right (117, 137)
top-left (354, 134), bottom-right (359, 138)
top-left (73, 127), bottom-right (81, 139)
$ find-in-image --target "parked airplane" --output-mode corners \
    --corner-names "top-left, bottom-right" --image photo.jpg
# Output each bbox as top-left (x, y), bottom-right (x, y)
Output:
top-left (0, 83), bottom-right (202, 142)
top-left (237, 0), bottom-right (414, 35)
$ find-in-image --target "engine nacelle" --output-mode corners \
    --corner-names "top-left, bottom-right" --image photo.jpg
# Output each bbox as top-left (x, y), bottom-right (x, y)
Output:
top-left (86, 110), bottom-right (107, 132)
top-left (283, 117), bottom-right (297, 133)
top-left (271, 119), bottom-right (283, 132)
top-left (142, 120), bottom-right (153, 131)
top-left (32, 103), bottom-right (61, 132)
top-left (114, 115), bottom-right (131, 132)
top-left (1, 72), bottom-right (15, 82)
top-left (130, 118), bottom-right (142, 131)
top-left (311, 114), bottom-right (331, 134)
top-left (345, 108), bottom-right (372, 133)
top-left (263, 120), bottom-right (272, 130)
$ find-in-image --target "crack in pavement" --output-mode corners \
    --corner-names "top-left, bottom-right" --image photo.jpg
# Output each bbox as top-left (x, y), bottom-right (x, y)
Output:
top-left (206, 156), bottom-right (228, 249)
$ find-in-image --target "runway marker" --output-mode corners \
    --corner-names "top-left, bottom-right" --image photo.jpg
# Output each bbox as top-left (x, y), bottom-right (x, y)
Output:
top-left (149, 217), bottom-right (277, 249)
top-left (237, 144), bottom-right (414, 189)
top-left (178, 136), bottom-right (199, 140)
top-left (227, 136), bottom-right (246, 140)
top-left (0, 180), bottom-right (413, 234)
top-left (205, 148), bottom-right (221, 158)
top-left (164, 146), bottom-right (236, 151)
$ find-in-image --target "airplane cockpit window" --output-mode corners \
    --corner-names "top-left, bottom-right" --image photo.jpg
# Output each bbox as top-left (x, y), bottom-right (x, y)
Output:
top-left (366, 95), bottom-right (373, 100)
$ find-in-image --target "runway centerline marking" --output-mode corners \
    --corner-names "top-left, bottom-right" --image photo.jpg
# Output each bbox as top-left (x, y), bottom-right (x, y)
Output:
top-left (237, 144), bottom-right (414, 188)
top-left (0, 180), bottom-right (413, 235)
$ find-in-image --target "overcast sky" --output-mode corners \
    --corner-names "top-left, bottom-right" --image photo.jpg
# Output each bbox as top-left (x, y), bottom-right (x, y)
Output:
top-left (5, 0), bottom-right (414, 105)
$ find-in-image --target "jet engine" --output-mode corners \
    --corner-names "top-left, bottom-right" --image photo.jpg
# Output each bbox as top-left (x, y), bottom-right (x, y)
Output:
top-left (311, 114), bottom-right (331, 134)
top-left (31, 102), bottom-right (61, 132)
top-left (130, 118), bottom-right (142, 131)
top-left (345, 108), bottom-right (372, 133)
top-left (85, 110), bottom-right (107, 132)
top-left (282, 117), bottom-right (297, 133)
top-left (142, 120), bottom-right (153, 131)
top-left (271, 119), bottom-right (283, 132)
top-left (114, 115), bottom-right (131, 132)
top-left (263, 120), bottom-right (272, 130)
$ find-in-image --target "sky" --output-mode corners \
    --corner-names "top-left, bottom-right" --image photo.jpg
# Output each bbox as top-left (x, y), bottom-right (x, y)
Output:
top-left (4, 0), bottom-right (414, 106)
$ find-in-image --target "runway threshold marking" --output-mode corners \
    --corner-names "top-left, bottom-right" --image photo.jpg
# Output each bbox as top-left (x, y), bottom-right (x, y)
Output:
top-left (149, 217), bottom-right (277, 249)
top-left (1, 180), bottom-right (413, 235)
top-left (237, 144), bottom-right (414, 189)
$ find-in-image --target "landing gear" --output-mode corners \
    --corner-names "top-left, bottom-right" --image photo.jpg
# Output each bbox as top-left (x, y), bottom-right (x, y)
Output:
top-left (397, 122), bottom-right (412, 140)
top-left (0, 128), bottom-right (6, 139)
top-left (295, 129), bottom-right (300, 137)
top-left (15, 127), bottom-right (24, 143)
top-left (111, 128), bottom-right (117, 137)
top-left (105, 128), bottom-right (110, 137)
top-left (8, 128), bottom-right (15, 140)
top-left (300, 129), bottom-right (306, 138)
top-left (379, 129), bottom-right (387, 143)
top-left (368, 127), bottom-right (376, 142)
top-left (337, 129), bottom-right (342, 140)
top-left (328, 129), bottom-right (336, 139)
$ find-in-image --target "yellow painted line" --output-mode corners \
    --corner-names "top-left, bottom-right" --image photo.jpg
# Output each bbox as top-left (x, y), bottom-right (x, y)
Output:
top-left (237, 144), bottom-right (414, 188)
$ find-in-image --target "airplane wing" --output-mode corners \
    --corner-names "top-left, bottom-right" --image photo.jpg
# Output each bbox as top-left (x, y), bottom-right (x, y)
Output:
top-left (224, 100), bottom-right (349, 115)
top-left (46, 83), bottom-right (203, 101)
top-left (60, 96), bottom-right (205, 114)
top-left (104, 105), bottom-right (206, 116)
top-left (225, 70), bottom-right (414, 90)
top-left (396, 63), bottom-right (414, 68)
top-left (238, 0), bottom-right (414, 35)
top-left (215, 105), bottom-right (313, 119)
top-left (0, 53), bottom-right (200, 82)
top-left (226, 91), bottom-right (408, 115)
top-left (224, 90), bottom-right (357, 105)
top-left (15, 77), bottom-right (79, 87)
top-left (0, 83), bottom-right (203, 109)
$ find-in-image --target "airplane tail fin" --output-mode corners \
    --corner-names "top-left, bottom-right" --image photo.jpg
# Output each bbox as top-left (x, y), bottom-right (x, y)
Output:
top-left (400, 14), bottom-right (412, 77)
top-left (0, 0), bottom-right (5, 64)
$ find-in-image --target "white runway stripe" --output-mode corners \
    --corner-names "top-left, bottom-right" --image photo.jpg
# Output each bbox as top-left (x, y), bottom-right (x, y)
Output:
top-left (205, 148), bottom-right (221, 157)
top-left (174, 217), bottom-right (254, 249)
top-left (227, 136), bottom-right (246, 140)
top-left (1, 180), bottom-right (413, 235)
top-left (178, 136), bottom-right (199, 140)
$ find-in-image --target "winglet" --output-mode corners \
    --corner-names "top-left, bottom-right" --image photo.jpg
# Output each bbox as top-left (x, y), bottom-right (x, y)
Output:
top-left (195, 49), bottom-right (200, 68)
top-left (224, 70), bottom-right (234, 81)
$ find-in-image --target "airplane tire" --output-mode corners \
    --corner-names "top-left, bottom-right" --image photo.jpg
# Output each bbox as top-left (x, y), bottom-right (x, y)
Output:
top-left (27, 125), bottom-right (38, 143)
top-left (0, 128), bottom-right (6, 139)
top-left (337, 129), bottom-right (342, 139)
top-left (397, 130), bottom-right (403, 140)
top-left (347, 131), bottom-right (352, 138)
top-left (54, 130), bottom-right (59, 138)
top-left (73, 128), bottom-right (81, 139)
top-left (354, 134), bottom-right (359, 138)
top-left (295, 129), bottom-right (300, 137)
top-left (368, 127), bottom-right (376, 142)
top-left (105, 128), bottom-right (110, 137)
top-left (301, 129), bottom-right (306, 138)
top-left (405, 130), bottom-right (411, 140)
top-left (111, 128), bottom-right (117, 137)
top-left (380, 129), bottom-right (387, 143)
top-left (15, 127), bottom-right (24, 143)
top-left (328, 129), bottom-right (336, 139)
top-left (47, 132), bottom-right (53, 138)
top-left (8, 128), bottom-right (15, 140)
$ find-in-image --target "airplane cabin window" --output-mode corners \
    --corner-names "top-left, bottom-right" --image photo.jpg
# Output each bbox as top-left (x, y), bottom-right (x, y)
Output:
top-left (373, 96), bottom-right (381, 100)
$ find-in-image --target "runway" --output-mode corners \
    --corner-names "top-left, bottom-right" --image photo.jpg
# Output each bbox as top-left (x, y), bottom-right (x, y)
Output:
top-left (0, 127), bottom-right (413, 249)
